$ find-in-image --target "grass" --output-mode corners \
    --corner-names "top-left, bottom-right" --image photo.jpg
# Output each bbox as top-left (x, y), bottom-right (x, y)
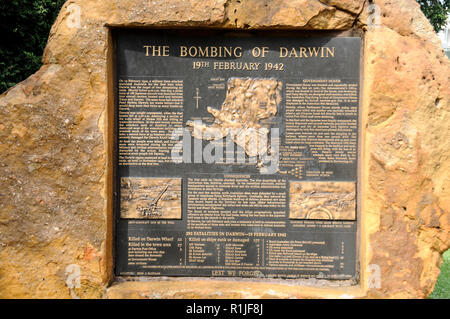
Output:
top-left (429, 249), bottom-right (450, 299)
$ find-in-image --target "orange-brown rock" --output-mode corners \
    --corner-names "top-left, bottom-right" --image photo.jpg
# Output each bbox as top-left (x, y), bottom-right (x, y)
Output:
top-left (0, 0), bottom-right (448, 299)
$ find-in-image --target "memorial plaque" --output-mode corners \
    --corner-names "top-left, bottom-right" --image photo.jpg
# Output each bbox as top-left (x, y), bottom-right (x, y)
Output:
top-left (114, 30), bottom-right (360, 280)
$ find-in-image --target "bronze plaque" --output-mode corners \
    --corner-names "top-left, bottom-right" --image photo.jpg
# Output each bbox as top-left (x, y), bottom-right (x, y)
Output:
top-left (114, 30), bottom-right (360, 280)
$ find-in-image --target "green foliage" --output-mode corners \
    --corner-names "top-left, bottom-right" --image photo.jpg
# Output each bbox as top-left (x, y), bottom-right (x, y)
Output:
top-left (1, 1), bottom-right (449, 93)
top-left (0, 0), bottom-right (66, 93)
top-left (417, 0), bottom-right (450, 32)
top-left (430, 249), bottom-right (450, 299)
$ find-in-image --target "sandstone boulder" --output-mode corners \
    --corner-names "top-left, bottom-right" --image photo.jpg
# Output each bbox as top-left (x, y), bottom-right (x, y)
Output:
top-left (0, 0), bottom-right (448, 298)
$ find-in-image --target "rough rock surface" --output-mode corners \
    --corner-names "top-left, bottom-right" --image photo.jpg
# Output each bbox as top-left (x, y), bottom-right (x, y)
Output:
top-left (0, 0), bottom-right (448, 298)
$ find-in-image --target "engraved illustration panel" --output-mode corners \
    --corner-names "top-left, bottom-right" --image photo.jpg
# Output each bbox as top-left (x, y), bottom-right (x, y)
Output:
top-left (120, 177), bottom-right (182, 219)
top-left (289, 181), bottom-right (356, 220)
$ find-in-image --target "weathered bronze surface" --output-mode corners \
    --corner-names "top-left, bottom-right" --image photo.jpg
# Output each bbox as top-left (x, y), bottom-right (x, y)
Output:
top-left (114, 30), bottom-right (360, 279)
